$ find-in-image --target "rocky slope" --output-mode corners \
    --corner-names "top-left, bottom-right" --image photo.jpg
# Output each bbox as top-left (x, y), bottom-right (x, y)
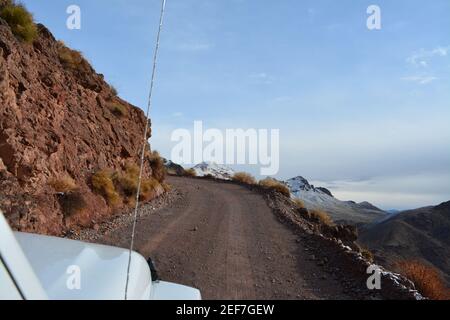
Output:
top-left (359, 201), bottom-right (450, 287)
top-left (0, 12), bottom-right (162, 235)
top-left (286, 176), bottom-right (387, 225)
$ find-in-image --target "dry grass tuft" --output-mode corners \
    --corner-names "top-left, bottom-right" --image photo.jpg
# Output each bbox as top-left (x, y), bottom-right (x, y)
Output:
top-left (259, 178), bottom-right (290, 197)
top-left (0, 1), bottom-right (37, 43)
top-left (147, 150), bottom-right (166, 183)
top-left (140, 177), bottom-right (161, 201)
top-left (57, 41), bottom-right (91, 73)
top-left (395, 260), bottom-right (450, 300)
top-left (161, 182), bottom-right (171, 192)
top-left (292, 198), bottom-right (305, 209)
top-left (110, 85), bottom-right (118, 96)
top-left (59, 191), bottom-right (87, 217)
top-left (92, 160), bottom-right (166, 207)
top-left (48, 175), bottom-right (77, 193)
top-left (184, 168), bottom-right (197, 177)
top-left (92, 170), bottom-right (121, 206)
top-left (360, 247), bottom-right (374, 263)
top-left (232, 172), bottom-right (256, 185)
top-left (107, 101), bottom-right (127, 117)
top-left (117, 163), bottom-right (162, 200)
top-left (308, 209), bottom-right (335, 227)
top-left (118, 163), bottom-right (140, 196)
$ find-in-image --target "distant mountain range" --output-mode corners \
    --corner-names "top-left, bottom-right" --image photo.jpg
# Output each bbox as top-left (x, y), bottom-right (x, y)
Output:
top-left (286, 176), bottom-right (387, 225)
top-left (359, 201), bottom-right (450, 287)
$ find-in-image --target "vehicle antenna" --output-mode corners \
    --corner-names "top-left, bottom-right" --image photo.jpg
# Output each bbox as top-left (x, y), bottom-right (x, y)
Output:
top-left (124, 0), bottom-right (167, 300)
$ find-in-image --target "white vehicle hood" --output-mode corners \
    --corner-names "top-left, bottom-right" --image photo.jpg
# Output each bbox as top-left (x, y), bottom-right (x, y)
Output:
top-left (14, 232), bottom-right (151, 300)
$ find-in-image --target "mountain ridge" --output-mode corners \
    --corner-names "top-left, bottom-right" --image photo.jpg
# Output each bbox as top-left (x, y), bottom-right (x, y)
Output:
top-left (359, 201), bottom-right (450, 286)
top-left (286, 175), bottom-right (386, 225)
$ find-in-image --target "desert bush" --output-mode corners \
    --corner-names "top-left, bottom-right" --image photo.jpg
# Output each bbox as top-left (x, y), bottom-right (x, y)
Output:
top-left (59, 191), bottom-right (87, 217)
top-left (0, 1), bottom-right (37, 43)
top-left (360, 247), bottom-right (374, 263)
top-left (395, 260), bottom-right (450, 300)
top-left (161, 182), bottom-right (171, 192)
top-left (48, 175), bottom-right (77, 193)
top-left (125, 195), bottom-right (136, 208)
top-left (110, 85), bottom-right (118, 96)
top-left (259, 178), bottom-right (290, 197)
top-left (232, 172), bottom-right (256, 185)
top-left (92, 170), bottom-right (121, 206)
top-left (140, 177), bottom-right (161, 201)
top-left (57, 42), bottom-right (91, 73)
top-left (118, 163), bottom-right (161, 200)
top-left (308, 209), bottom-right (334, 227)
top-left (107, 101), bottom-right (127, 117)
top-left (118, 163), bottom-right (140, 195)
top-left (184, 168), bottom-right (197, 177)
top-left (293, 198), bottom-right (305, 209)
top-left (147, 150), bottom-right (166, 183)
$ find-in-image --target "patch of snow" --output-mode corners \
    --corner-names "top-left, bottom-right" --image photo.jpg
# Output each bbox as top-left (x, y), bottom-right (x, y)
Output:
top-left (191, 162), bottom-right (235, 180)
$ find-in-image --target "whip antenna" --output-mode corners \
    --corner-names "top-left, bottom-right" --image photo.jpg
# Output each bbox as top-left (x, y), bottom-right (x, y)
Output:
top-left (124, 0), bottom-right (167, 300)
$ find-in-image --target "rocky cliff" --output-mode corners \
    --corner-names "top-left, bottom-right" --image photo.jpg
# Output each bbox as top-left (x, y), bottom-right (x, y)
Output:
top-left (0, 9), bottom-right (164, 235)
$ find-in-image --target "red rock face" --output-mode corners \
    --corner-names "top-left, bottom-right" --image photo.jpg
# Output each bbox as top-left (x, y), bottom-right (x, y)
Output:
top-left (0, 20), bottom-right (159, 235)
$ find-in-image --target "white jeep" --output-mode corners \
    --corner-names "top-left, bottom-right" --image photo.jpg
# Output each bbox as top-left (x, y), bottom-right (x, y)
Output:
top-left (0, 211), bottom-right (201, 300)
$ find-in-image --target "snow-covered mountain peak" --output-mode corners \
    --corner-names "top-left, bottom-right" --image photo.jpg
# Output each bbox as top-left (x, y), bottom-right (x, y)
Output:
top-left (285, 175), bottom-right (386, 225)
top-left (192, 162), bottom-right (235, 180)
top-left (286, 176), bottom-right (314, 192)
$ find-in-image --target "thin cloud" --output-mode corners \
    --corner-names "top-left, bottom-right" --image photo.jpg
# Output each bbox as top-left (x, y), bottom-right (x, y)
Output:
top-left (249, 72), bottom-right (273, 84)
top-left (406, 46), bottom-right (449, 67)
top-left (401, 75), bottom-right (438, 84)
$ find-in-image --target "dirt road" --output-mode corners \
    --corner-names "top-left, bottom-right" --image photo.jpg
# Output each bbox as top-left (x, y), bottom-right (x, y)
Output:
top-left (99, 176), bottom-right (352, 299)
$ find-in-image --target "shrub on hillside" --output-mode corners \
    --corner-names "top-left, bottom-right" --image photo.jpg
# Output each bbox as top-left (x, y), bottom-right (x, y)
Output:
top-left (184, 168), bottom-right (197, 177)
top-left (0, 1), bottom-right (37, 43)
top-left (57, 41), bottom-right (91, 73)
top-left (161, 182), bottom-right (171, 192)
top-left (293, 198), bottom-right (305, 209)
top-left (110, 85), bottom-right (118, 96)
top-left (48, 175), bottom-right (77, 193)
top-left (308, 209), bottom-right (334, 227)
top-left (107, 101), bottom-right (127, 117)
top-left (92, 170), bottom-right (121, 206)
top-left (147, 150), bottom-right (166, 183)
top-left (259, 178), bottom-right (290, 197)
top-left (118, 163), bottom-right (140, 196)
top-left (232, 172), bottom-right (256, 185)
top-left (117, 163), bottom-right (162, 201)
top-left (59, 191), bottom-right (87, 217)
top-left (395, 260), bottom-right (450, 300)
top-left (140, 177), bottom-right (161, 201)
top-left (360, 247), bottom-right (374, 263)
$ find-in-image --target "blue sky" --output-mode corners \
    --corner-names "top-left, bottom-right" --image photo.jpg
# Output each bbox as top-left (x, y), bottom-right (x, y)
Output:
top-left (22, 0), bottom-right (450, 209)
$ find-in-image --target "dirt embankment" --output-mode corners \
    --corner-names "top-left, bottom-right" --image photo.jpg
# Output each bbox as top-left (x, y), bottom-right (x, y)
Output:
top-left (0, 13), bottom-right (161, 235)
